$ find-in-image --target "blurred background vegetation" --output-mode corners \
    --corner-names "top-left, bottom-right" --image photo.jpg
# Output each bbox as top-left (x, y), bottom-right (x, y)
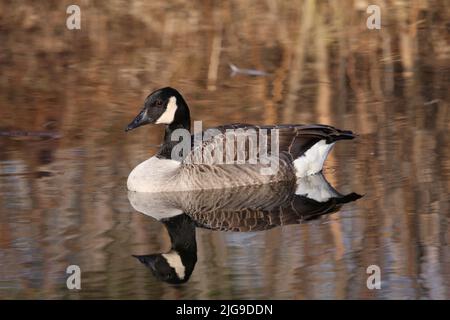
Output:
top-left (0, 0), bottom-right (448, 299)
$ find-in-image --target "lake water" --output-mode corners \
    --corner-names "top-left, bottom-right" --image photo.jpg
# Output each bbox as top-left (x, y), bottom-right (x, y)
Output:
top-left (0, 1), bottom-right (448, 299)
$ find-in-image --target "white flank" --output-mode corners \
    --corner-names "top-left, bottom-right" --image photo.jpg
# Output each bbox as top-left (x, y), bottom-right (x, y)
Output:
top-left (155, 96), bottom-right (178, 124)
top-left (127, 156), bottom-right (181, 192)
top-left (295, 174), bottom-right (338, 202)
top-left (293, 140), bottom-right (335, 178)
top-left (127, 190), bottom-right (183, 220)
top-left (162, 251), bottom-right (185, 280)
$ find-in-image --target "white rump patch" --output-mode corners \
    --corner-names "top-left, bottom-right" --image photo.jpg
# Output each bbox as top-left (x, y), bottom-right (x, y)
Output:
top-left (295, 174), bottom-right (338, 202)
top-left (162, 251), bottom-right (185, 280)
top-left (293, 140), bottom-right (335, 178)
top-left (156, 96), bottom-right (178, 124)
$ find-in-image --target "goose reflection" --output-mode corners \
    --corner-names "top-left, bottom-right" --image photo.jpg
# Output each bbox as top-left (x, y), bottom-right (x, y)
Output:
top-left (129, 174), bottom-right (361, 284)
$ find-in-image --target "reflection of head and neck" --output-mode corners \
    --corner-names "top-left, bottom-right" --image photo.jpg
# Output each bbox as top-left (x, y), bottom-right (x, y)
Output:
top-left (133, 214), bottom-right (196, 284)
top-left (130, 174), bottom-right (361, 284)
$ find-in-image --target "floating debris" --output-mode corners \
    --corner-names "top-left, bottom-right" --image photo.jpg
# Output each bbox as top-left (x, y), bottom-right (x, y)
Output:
top-left (423, 99), bottom-right (440, 106)
top-left (0, 171), bottom-right (54, 178)
top-left (0, 130), bottom-right (62, 139)
top-left (228, 63), bottom-right (269, 77)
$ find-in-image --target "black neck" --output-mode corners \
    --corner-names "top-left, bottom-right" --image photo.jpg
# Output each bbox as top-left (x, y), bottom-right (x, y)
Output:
top-left (163, 214), bottom-right (197, 277)
top-left (157, 117), bottom-right (191, 159)
top-left (163, 214), bottom-right (196, 253)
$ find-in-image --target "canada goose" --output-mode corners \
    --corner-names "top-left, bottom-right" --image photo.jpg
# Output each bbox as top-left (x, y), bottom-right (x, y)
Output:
top-left (130, 175), bottom-right (361, 284)
top-left (125, 87), bottom-right (355, 192)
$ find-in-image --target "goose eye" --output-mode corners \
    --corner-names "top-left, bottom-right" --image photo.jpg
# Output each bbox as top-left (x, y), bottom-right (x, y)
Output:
top-left (155, 99), bottom-right (163, 106)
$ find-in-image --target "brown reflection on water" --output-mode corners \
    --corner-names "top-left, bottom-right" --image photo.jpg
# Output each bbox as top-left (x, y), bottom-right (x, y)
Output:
top-left (0, 0), bottom-right (449, 299)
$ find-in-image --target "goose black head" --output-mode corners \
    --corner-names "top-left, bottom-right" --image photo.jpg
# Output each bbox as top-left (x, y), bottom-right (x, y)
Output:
top-left (133, 251), bottom-right (195, 285)
top-left (125, 87), bottom-right (190, 132)
top-left (133, 214), bottom-right (197, 284)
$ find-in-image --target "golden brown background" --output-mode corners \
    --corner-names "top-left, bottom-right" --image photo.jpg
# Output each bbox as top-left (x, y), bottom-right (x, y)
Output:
top-left (0, 0), bottom-right (449, 299)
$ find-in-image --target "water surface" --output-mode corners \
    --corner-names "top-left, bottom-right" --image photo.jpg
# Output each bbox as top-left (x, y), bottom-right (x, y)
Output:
top-left (0, 1), bottom-right (449, 299)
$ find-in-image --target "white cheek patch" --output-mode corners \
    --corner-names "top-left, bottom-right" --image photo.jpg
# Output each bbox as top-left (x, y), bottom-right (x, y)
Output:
top-left (155, 96), bottom-right (178, 124)
top-left (162, 250), bottom-right (185, 280)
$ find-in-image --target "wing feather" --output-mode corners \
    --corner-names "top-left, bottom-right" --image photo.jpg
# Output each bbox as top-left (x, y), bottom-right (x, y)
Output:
top-left (183, 123), bottom-right (355, 165)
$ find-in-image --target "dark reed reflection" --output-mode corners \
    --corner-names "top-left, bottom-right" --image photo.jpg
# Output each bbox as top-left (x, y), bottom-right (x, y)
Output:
top-left (129, 175), bottom-right (361, 284)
